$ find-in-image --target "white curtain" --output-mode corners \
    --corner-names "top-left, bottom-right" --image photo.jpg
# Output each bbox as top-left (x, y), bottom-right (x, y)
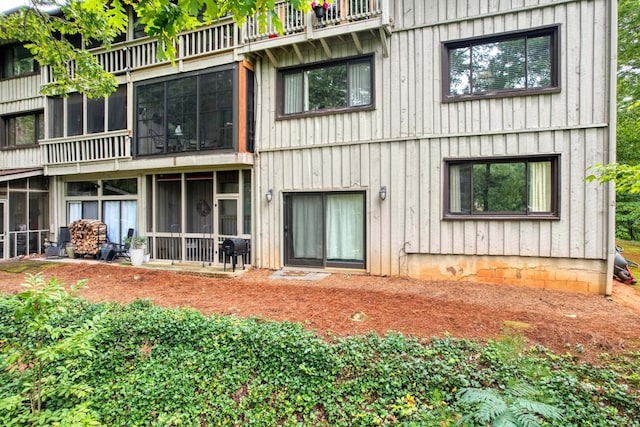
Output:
top-left (326, 194), bottom-right (364, 262)
top-left (449, 165), bottom-right (461, 213)
top-left (528, 161), bottom-right (551, 212)
top-left (349, 61), bottom-right (371, 106)
top-left (284, 73), bottom-right (303, 114)
top-left (292, 195), bottom-right (322, 259)
top-left (103, 201), bottom-right (137, 243)
top-left (121, 201), bottom-right (137, 238)
top-left (103, 201), bottom-right (120, 243)
top-left (68, 202), bottom-right (82, 223)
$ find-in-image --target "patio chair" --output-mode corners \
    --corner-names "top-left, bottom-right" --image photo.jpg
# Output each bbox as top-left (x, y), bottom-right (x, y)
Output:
top-left (45, 226), bottom-right (72, 258)
top-left (99, 228), bottom-right (134, 262)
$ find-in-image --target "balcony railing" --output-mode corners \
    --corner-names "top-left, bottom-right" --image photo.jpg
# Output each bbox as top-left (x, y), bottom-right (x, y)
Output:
top-left (40, 130), bottom-right (131, 166)
top-left (42, 20), bottom-right (239, 85)
top-left (243, 0), bottom-right (383, 41)
top-left (41, 1), bottom-right (386, 85)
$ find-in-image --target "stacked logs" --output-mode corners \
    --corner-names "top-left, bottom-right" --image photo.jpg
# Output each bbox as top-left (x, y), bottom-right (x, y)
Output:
top-left (69, 219), bottom-right (107, 257)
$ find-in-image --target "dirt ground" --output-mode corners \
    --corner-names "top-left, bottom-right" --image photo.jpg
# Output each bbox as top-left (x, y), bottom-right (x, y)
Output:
top-left (1, 259), bottom-right (639, 363)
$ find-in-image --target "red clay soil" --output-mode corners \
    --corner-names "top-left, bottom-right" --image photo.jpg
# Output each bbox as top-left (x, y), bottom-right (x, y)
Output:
top-left (1, 260), bottom-right (639, 363)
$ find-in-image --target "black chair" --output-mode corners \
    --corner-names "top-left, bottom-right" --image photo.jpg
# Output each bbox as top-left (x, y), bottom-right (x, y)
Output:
top-left (45, 226), bottom-right (72, 258)
top-left (99, 228), bottom-right (134, 262)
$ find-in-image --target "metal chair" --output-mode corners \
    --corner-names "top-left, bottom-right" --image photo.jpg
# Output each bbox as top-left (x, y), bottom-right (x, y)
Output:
top-left (99, 228), bottom-right (134, 262)
top-left (45, 226), bottom-right (72, 258)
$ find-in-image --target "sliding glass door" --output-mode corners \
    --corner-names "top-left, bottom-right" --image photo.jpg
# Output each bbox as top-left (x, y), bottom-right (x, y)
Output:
top-left (284, 192), bottom-right (365, 269)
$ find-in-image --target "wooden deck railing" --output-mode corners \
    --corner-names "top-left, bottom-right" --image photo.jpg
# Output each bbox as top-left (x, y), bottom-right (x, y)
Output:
top-left (40, 131), bottom-right (131, 165)
top-left (41, 1), bottom-right (385, 84)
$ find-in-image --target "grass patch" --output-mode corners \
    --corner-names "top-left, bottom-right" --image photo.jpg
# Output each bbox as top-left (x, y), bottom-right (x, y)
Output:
top-left (0, 260), bottom-right (59, 274)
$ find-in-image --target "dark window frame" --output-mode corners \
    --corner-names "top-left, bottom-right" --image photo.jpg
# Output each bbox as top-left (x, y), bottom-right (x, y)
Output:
top-left (1, 111), bottom-right (44, 149)
top-left (0, 43), bottom-right (40, 79)
top-left (443, 154), bottom-right (560, 220)
top-left (134, 64), bottom-right (239, 157)
top-left (442, 25), bottom-right (561, 102)
top-left (47, 85), bottom-right (127, 138)
top-left (277, 55), bottom-right (375, 118)
top-left (283, 191), bottom-right (367, 269)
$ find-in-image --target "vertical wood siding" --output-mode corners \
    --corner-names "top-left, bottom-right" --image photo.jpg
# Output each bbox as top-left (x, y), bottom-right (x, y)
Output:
top-left (254, 0), bottom-right (613, 276)
top-left (0, 75), bottom-right (43, 115)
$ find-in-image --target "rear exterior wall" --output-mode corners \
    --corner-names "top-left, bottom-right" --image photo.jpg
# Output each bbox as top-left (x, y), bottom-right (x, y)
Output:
top-left (253, 0), bottom-right (613, 293)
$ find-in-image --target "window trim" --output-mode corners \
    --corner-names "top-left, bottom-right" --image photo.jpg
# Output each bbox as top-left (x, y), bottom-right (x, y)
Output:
top-left (133, 64), bottom-right (239, 157)
top-left (283, 190), bottom-right (367, 269)
top-left (0, 43), bottom-right (40, 80)
top-left (47, 85), bottom-right (127, 138)
top-left (441, 25), bottom-right (561, 102)
top-left (1, 110), bottom-right (44, 149)
top-left (277, 54), bottom-right (375, 119)
top-left (443, 154), bottom-right (560, 220)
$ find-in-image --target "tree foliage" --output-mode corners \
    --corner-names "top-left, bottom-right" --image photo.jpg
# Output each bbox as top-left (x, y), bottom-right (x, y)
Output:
top-left (0, 0), bottom-right (309, 97)
top-left (588, 0), bottom-right (640, 240)
top-left (0, 274), bottom-right (104, 426)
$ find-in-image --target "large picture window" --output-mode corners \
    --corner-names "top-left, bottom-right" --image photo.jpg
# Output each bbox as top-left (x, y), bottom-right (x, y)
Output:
top-left (2, 111), bottom-right (44, 147)
top-left (136, 68), bottom-right (236, 155)
top-left (445, 156), bottom-right (559, 218)
top-left (279, 56), bottom-right (373, 116)
top-left (443, 26), bottom-right (559, 101)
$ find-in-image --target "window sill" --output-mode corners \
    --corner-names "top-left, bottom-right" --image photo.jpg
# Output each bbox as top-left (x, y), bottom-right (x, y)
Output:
top-left (276, 105), bottom-right (375, 120)
top-left (443, 213), bottom-right (560, 220)
top-left (442, 87), bottom-right (561, 103)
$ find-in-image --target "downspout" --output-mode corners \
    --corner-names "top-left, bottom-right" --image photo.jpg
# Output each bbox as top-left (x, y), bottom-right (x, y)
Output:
top-left (253, 56), bottom-right (263, 269)
top-left (605, 0), bottom-right (618, 296)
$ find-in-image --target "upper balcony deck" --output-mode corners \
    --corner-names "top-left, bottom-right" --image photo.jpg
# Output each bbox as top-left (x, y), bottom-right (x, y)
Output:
top-left (35, 1), bottom-right (390, 170)
top-left (41, 0), bottom-right (390, 83)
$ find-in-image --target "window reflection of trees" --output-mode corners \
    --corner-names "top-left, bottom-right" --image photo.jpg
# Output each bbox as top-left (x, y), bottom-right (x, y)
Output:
top-left (448, 31), bottom-right (554, 96)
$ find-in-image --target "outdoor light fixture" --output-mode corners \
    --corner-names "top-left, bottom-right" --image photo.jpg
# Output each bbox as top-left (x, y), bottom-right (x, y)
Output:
top-left (379, 186), bottom-right (387, 201)
top-left (266, 189), bottom-right (273, 202)
top-left (174, 125), bottom-right (183, 136)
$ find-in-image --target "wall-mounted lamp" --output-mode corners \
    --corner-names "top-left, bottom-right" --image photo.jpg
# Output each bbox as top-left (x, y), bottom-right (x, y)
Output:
top-left (379, 185), bottom-right (387, 201)
top-left (266, 189), bottom-right (273, 202)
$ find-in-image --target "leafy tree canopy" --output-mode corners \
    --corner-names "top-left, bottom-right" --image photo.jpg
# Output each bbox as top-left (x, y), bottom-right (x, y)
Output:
top-left (589, 0), bottom-right (640, 241)
top-left (0, 0), bottom-right (309, 97)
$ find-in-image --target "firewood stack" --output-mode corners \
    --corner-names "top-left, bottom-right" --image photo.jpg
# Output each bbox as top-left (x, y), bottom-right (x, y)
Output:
top-left (69, 219), bottom-right (107, 257)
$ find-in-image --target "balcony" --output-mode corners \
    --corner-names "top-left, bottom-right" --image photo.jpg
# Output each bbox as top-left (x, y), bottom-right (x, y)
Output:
top-left (239, 0), bottom-right (390, 60)
top-left (42, 21), bottom-right (239, 85)
top-left (40, 130), bottom-right (131, 168)
top-left (41, 0), bottom-right (390, 84)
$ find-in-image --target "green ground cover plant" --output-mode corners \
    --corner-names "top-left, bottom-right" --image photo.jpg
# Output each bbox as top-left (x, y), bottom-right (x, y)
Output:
top-left (1, 274), bottom-right (639, 426)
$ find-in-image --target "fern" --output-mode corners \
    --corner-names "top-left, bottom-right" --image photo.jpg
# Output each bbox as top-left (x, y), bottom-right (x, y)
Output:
top-left (457, 382), bottom-right (563, 427)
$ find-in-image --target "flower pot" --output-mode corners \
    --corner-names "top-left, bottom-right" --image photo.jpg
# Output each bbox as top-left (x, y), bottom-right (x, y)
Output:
top-left (313, 5), bottom-right (326, 19)
top-left (130, 248), bottom-right (145, 267)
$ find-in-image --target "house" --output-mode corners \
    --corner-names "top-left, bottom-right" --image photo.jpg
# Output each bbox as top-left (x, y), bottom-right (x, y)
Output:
top-left (0, 0), bottom-right (616, 294)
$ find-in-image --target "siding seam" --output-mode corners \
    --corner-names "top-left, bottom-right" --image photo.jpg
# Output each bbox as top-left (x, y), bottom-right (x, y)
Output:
top-left (258, 123), bottom-right (609, 153)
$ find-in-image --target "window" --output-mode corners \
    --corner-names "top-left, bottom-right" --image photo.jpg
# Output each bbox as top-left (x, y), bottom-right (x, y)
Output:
top-left (2, 112), bottom-right (44, 147)
top-left (48, 85), bottom-right (127, 137)
top-left (1, 44), bottom-right (39, 79)
top-left (279, 56), bottom-right (373, 116)
top-left (136, 67), bottom-right (237, 155)
top-left (444, 26), bottom-right (559, 100)
top-left (445, 156), bottom-right (559, 218)
top-left (65, 178), bottom-right (138, 243)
